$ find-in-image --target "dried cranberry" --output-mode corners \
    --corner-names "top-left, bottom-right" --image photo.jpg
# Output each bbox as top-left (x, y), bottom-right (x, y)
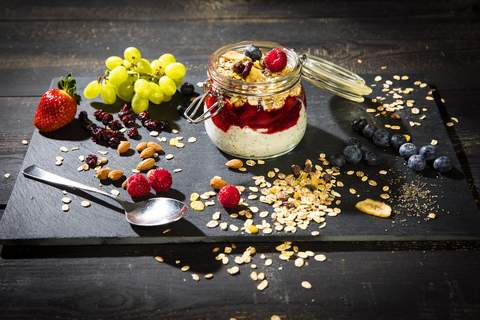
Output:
top-left (143, 119), bottom-right (160, 131)
top-left (78, 111), bottom-right (88, 122)
top-left (242, 61), bottom-right (253, 78)
top-left (101, 113), bottom-right (114, 125)
top-left (232, 61), bottom-right (245, 74)
top-left (137, 111), bottom-right (150, 124)
top-left (85, 154), bottom-right (98, 167)
top-left (159, 120), bottom-right (171, 131)
top-left (93, 110), bottom-right (105, 121)
top-left (108, 120), bottom-right (123, 131)
top-left (101, 129), bottom-right (113, 142)
top-left (112, 130), bottom-right (125, 139)
top-left (122, 114), bottom-right (136, 127)
top-left (91, 128), bottom-right (103, 142)
top-left (83, 122), bottom-right (97, 131)
top-left (118, 104), bottom-right (133, 120)
top-left (127, 127), bottom-right (138, 137)
top-left (108, 136), bottom-right (120, 148)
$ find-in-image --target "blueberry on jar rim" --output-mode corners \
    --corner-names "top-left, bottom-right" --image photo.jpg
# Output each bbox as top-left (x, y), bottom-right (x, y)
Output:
top-left (244, 45), bottom-right (262, 62)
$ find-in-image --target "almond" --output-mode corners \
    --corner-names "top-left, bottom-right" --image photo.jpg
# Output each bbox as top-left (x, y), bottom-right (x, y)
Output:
top-left (225, 159), bottom-right (243, 169)
top-left (96, 168), bottom-right (112, 180)
top-left (210, 176), bottom-right (228, 190)
top-left (122, 179), bottom-right (128, 189)
top-left (136, 142), bottom-right (148, 152)
top-left (139, 147), bottom-right (155, 158)
top-left (117, 141), bottom-right (130, 154)
top-left (137, 158), bottom-right (155, 171)
top-left (147, 141), bottom-right (162, 152)
top-left (107, 170), bottom-right (124, 181)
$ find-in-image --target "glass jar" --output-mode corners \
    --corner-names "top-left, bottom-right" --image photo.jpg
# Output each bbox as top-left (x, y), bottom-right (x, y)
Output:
top-left (185, 40), bottom-right (372, 159)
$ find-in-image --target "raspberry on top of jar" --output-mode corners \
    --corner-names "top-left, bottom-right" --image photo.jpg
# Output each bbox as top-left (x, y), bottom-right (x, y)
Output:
top-left (215, 45), bottom-right (293, 84)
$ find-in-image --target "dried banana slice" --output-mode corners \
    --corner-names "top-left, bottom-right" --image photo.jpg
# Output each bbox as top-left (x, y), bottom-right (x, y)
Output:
top-left (355, 198), bottom-right (391, 218)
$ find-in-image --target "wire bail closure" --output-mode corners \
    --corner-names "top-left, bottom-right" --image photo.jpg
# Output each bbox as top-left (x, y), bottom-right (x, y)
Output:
top-left (184, 80), bottom-right (225, 124)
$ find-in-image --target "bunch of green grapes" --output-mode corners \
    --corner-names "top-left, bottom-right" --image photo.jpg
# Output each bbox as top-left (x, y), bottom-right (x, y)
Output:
top-left (83, 47), bottom-right (186, 114)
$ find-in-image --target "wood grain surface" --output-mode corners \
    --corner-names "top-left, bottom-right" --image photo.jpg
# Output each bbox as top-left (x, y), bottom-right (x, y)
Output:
top-left (1, 1), bottom-right (480, 319)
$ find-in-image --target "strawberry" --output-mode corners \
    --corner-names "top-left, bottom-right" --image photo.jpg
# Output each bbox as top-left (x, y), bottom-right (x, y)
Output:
top-left (218, 185), bottom-right (241, 208)
top-left (34, 73), bottom-right (81, 132)
top-left (264, 48), bottom-right (287, 73)
top-left (147, 168), bottom-right (172, 192)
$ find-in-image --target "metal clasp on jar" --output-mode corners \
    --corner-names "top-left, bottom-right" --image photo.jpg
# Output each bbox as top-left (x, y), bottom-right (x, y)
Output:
top-left (184, 80), bottom-right (225, 124)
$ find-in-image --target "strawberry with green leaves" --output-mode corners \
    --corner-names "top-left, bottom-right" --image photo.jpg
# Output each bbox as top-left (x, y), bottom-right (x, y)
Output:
top-left (34, 73), bottom-right (81, 132)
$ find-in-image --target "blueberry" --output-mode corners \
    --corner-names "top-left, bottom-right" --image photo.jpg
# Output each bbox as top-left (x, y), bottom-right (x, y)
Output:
top-left (176, 102), bottom-right (189, 117)
top-left (343, 145), bottom-right (362, 164)
top-left (399, 143), bottom-right (418, 159)
top-left (330, 152), bottom-right (346, 167)
top-left (351, 117), bottom-right (368, 132)
top-left (180, 82), bottom-right (195, 95)
top-left (433, 156), bottom-right (452, 172)
top-left (362, 124), bottom-right (378, 139)
top-left (390, 133), bottom-right (407, 149)
top-left (419, 145), bottom-right (439, 162)
top-left (345, 137), bottom-right (361, 148)
top-left (244, 45), bottom-right (262, 61)
top-left (372, 129), bottom-right (390, 147)
top-left (364, 151), bottom-right (381, 166)
top-left (408, 155), bottom-right (426, 171)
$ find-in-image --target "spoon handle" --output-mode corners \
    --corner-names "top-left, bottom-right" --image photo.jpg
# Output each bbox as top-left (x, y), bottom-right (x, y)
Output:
top-left (23, 165), bottom-right (122, 202)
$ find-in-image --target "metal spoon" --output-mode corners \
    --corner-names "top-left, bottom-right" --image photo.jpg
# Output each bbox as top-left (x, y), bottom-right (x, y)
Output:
top-left (22, 165), bottom-right (188, 226)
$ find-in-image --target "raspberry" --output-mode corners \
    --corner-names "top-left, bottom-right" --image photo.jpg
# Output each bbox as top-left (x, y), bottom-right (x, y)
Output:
top-left (126, 174), bottom-right (151, 197)
top-left (147, 168), bottom-right (172, 192)
top-left (218, 185), bottom-right (241, 208)
top-left (264, 48), bottom-right (287, 72)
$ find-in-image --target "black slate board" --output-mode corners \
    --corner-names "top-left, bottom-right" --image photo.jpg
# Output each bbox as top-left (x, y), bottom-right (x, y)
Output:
top-left (1, 74), bottom-right (479, 245)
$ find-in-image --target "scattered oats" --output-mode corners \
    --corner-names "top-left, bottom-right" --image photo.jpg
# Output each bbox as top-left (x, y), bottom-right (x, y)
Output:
top-left (250, 271), bottom-right (258, 281)
top-left (263, 227), bottom-right (273, 234)
top-left (78, 155), bottom-right (85, 162)
top-left (366, 108), bottom-right (376, 113)
top-left (81, 200), bottom-right (90, 207)
top-left (426, 96), bottom-right (434, 101)
top-left (220, 222), bottom-right (228, 230)
top-left (401, 75), bottom-right (409, 80)
top-left (385, 80), bottom-right (393, 85)
top-left (311, 231), bottom-right (320, 236)
top-left (431, 140), bottom-right (438, 146)
top-left (56, 160), bottom-right (63, 166)
top-left (239, 167), bottom-right (247, 172)
top-left (349, 188), bottom-right (356, 194)
top-left (257, 272), bottom-right (265, 281)
top-left (301, 281), bottom-right (312, 289)
top-left (319, 222), bottom-right (327, 229)
top-left (414, 81), bottom-right (422, 86)
top-left (337, 181), bottom-right (344, 187)
top-left (259, 211), bottom-right (269, 218)
top-left (250, 207), bottom-right (259, 213)
top-left (204, 273), bottom-right (214, 279)
top-left (175, 142), bottom-right (185, 148)
top-left (206, 220), bottom-right (219, 228)
top-left (228, 266), bottom-right (240, 275)
top-left (347, 170), bottom-right (354, 175)
top-left (383, 186), bottom-right (390, 192)
top-left (60, 146), bottom-right (69, 152)
top-left (451, 117), bottom-right (459, 123)
top-left (110, 189), bottom-right (119, 196)
top-left (446, 122), bottom-right (454, 127)
top-left (22, 139), bottom-right (28, 145)
top-left (295, 258), bottom-right (304, 267)
top-left (380, 193), bottom-right (390, 199)
top-left (267, 171), bottom-right (276, 178)
top-left (212, 211), bottom-right (221, 220)
top-left (191, 201), bottom-right (204, 211)
top-left (393, 75), bottom-right (400, 80)
top-left (181, 266), bottom-right (190, 272)
top-left (98, 150), bottom-right (108, 155)
top-left (357, 59), bottom-right (362, 63)
top-left (428, 213), bottom-right (436, 219)
top-left (230, 224), bottom-right (239, 232)
top-left (172, 129), bottom-right (179, 134)
top-left (62, 204), bottom-right (69, 212)
top-left (419, 115), bottom-right (427, 120)
top-left (173, 169), bottom-right (182, 173)
top-left (246, 160), bottom-right (256, 166)
top-left (379, 170), bottom-right (387, 175)
top-left (391, 125), bottom-right (401, 130)
top-left (119, 127), bottom-right (127, 133)
top-left (257, 280), bottom-right (268, 291)
top-left (61, 197), bottom-right (71, 204)
top-left (361, 176), bottom-right (368, 182)
top-left (157, 137), bottom-right (167, 143)
top-left (420, 83), bottom-right (427, 88)
top-left (381, 66), bottom-right (387, 69)
top-left (257, 160), bottom-right (265, 164)
top-left (384, 124), bottom-right (391, 128)
top-left (188, 137), bottom-right (197, 143)
top-left (315, 254), bottom-right (327, 261)
top-left (205, 200), bottom-right (215, 206)
top-left (374, 76), bottom-right (382, 82)
top-left (163, 229), bottom-right (170, 234)
top-left (191, 274), bottom-right (200, 281)
top-left (369, 180), bottom-right (377, 186)
top-left (165, 154), bottom-right (174, 160)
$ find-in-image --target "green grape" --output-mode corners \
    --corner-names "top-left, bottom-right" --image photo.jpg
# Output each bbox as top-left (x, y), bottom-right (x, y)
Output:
top-left (84, 81), bottom-right (101, 99)
top-left (106, 56), bottom-right (123, 70)
top-left (132, 93), bottom-right (149, 114)
top-left (117, 81), bottom-right (135, 102)
top-left (109, 66), bottom-right (128, 85)
top-left (163, 94), bottom-right (172, 103)
top-left (137, 59), bottom-right (152, 74)
top-left (151, 59), bottom-right (161, 72)
top-left (134, 78), bottom-right (152, 98)
top-left (127, 73), bottom-right (138, 82)
top-left (165, 62), bottom-right (186, 79)
top-left (172, 77), bottom-right (183, 87)
top-left (148, 82), bottom-right (164, 104)
top-left (124, 47), bottom-right (141, 63)
top-left (101, 83), bottom-right (116, 104)
top-left (158, 53), bottom-right (176, 70)
top-left (159, 76), bottom-right (176, 96)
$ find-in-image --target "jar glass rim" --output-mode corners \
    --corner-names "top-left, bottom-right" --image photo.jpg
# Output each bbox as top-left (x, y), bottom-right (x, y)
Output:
top-left (207, 40), bottom-right (302, 95)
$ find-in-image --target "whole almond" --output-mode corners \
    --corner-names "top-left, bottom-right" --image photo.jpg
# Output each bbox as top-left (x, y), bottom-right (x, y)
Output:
top-left (139, 147), bottom-right (155, 158)
top-left (225, 159), bottom-right (243, 169)
top-left (137, 158), bottom-right (155, 171)
top-left (96, 168), bottom-right (112, 180)
top-left (122, 179), bottom-right (128, 189)
top-left (117, 141), bottom-right (130, 154)
top-left (107, 170), bottom-right (124, 181)
top-left (147, 141), bottom-right (162, 152)
top-left (136, 142), bottom-right (148, 152)
top-left (210, 176), bottom-right (228, 190)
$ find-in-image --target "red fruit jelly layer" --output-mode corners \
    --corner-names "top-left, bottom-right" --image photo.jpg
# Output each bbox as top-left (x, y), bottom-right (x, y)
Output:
top-left (205, 86), bottom-right (306, 134)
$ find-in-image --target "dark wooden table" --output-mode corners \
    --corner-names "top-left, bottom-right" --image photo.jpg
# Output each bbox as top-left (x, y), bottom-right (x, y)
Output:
top-left (1, 1), bottom-right (480, 319)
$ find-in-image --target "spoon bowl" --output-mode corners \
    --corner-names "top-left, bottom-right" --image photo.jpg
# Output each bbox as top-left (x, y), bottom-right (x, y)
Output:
top-left (23, 165), bottom-right (188, 226)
